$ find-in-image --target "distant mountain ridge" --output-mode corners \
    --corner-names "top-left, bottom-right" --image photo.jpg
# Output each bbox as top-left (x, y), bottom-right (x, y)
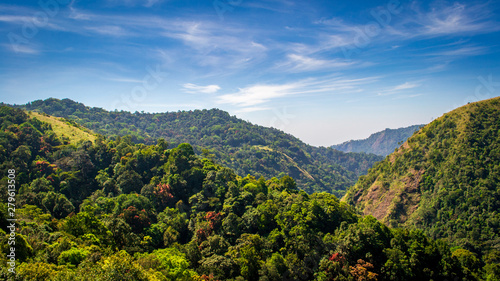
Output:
top-left (12, 98), bottom-right (382, 196)
top-left (344, 97), bottom-right (500, 258)
top-left (331, 125), bottom-right (423, 156)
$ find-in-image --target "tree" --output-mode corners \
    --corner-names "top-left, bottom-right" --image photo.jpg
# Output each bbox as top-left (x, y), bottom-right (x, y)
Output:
top-left (116, 170), bottom-right (143, 194)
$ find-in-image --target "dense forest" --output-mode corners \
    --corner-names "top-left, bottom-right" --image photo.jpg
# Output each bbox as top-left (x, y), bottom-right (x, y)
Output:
top-left (344, 97), bottom-right (500, 279)
top-left (331, 125), bottom-right (423, 156)
top-left (12, 98), bottom-right (382, 197)
top-left (0, 105), bottom-right (495, 280)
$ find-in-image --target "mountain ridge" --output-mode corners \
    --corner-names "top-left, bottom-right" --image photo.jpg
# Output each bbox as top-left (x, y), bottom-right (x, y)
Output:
top-left (11, 98), bottom-right (383, 196)
top-left (344, 96), bottom-right (500, 258)
top-left (331, 124), bottom-right (424, 156)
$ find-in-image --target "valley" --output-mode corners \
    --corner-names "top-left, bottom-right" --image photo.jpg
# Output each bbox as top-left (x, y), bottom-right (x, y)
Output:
top-left (0, 98), bottom-right (499, 280)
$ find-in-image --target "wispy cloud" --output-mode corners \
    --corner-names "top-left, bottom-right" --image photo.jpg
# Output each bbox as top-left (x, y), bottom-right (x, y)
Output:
top-left (392, 82), bottom-right (420, 91)
top-left (377, 82), bottom-right (420, 96)
top-left (426, 61), bottom-right (451, 72)
top-left (0, 15), bottom-right (33, 24)
top-left (217, 75), bottom-right (378, 109)
top-left (106, 77), bottom-right (144, 83)
top-left (106, 0), bottom-right (165, 7)
top-left (3, 43), bottom-right (39, 54)
top-left (84, 25), bottom-right (131, 37)
top-left (161, 21), bottom-right (268, 68)
top-left (391, 2), bottom-right (499, 38)
top-left (305, 2), bottom-right (499, 60)
top-left (278, 54), bottom-right (355, 72)
top-left (0, 14), bottom-right (65, 31)
top-left (68, 6), bottom-right (93, 20)
top-left (427, 46), bottom-right (487, 57)
top-left (2, 5), bottom-right (268, 71)
top-left (417, 3), bottom-right (498, 36)
top-left (217, 83), bottom-right (301, 107)
top-left (392, 93), bottom-right (423, 100)
top-left (182, 83), bottom-right (221, 94)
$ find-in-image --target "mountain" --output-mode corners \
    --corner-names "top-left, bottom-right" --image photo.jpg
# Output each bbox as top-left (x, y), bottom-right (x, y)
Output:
top-left (331, 125), bottom-right (423, 156)
top-left (0, 105), bottom-right (489, 280)
top-left (13, 98), bottom-right (383, 197)
top-left (344, 97), bottom-right (500, 259)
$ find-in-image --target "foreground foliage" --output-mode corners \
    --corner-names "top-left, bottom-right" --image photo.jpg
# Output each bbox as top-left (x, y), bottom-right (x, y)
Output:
top-left (0, 106), bottom-right (495, 280)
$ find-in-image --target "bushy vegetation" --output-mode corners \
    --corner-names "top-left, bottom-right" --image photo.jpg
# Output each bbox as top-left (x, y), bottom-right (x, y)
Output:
top-left (0, 106), bottom-right (490, 280)
top-left (345, 98), bottom-right (500, 280)
top-left (13, 98), bottom-right (382, 197)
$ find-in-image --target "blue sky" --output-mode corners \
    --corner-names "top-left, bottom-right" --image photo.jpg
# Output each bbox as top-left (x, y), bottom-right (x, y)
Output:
top-left (1, 0), bottom-right (500, 146)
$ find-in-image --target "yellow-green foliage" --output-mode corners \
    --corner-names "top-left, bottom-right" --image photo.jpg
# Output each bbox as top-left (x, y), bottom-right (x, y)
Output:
top-left (27, 111), bottom-right (96, 145)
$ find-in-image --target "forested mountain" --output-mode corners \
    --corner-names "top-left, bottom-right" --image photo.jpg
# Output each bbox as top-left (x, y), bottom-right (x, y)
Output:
top-left (344, 97), bottom-right (500, 272)
top-left (0, 105), bottom-right (496, 280)
top-left (331, 125), bottom-right (423, 156)
top-left (12, 98), bottom-right (382, 197)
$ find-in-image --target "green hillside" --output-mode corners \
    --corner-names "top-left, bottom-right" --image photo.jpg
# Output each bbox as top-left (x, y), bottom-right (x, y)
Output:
top-left (331, 125), bottom-right (423, 156)
top-left (14, 98), bottom-right (382, 197)
top-left (27, 111), bottom-right (96, 145)
top-left (0, 105), bottom-right (492, 280)
top-left (344, 97), bottom-right (500, 262)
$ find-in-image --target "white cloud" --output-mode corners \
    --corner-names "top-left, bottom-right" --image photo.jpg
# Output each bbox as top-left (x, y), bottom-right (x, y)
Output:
top-left (419, 3), bottom-right (497, 36)
top-left (157, 21), bottom-right (271, 71)
top-left (428, 46), bottom-right (487, 57)
top-left (3, 43), bottom-right (39, 54)
top-left (144, 0), bottom-right (163, 7)
top-left (0, 15), bottom-right (32, 24)
top-left (392, 94), bottom-right (424, 100)
top-left (392, 82), bottom-right (419, 91)
top-left (106, 77), bottom-right (144, 83)
top-left (106, 0), bottom-right (165, 7)
top-left (163, 22), bottom-right (266, 55)
top-left (84, 25), bottom-right (130, 36)
top-left (182, 83), bottom-right (221, 94)
top-left (392, 2), bottom-right (499, 38)
top-left (309, 2), bottom-right (499, 57)
top-left (279, 54), bottom-right (355, 72)
top-left (426, 62), bottom-right (451, 72)
top-left (218, 84), bottom-right (299, 107)
top-left (251, 41), bottom-right (267, 50)
top-left (69, 6), bottom-right (92, 20)
top-left (217, 76), bottom-right (379, 108)
top-left (377, 82), bottom-right (420, 96)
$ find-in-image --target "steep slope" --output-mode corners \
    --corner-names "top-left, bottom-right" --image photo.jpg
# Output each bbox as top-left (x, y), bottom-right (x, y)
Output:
top-left (27, 111), bottom-right (96, 145)
top-left (331, 124), bottom-right (423, 156)
top-left (344, 97), bottom-right (500, 256)
top-left (0, 105), bottom-right (487, 280)
top-left (14, 98), bottom-right (382, 196)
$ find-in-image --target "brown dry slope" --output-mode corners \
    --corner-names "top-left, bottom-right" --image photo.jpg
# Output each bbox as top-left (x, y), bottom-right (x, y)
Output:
top-left (343, 97), bottom-right (500, 254)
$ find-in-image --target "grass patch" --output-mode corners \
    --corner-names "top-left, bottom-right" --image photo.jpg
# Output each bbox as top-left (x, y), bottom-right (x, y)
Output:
top-left (27, 111), bottom-right (96, 145)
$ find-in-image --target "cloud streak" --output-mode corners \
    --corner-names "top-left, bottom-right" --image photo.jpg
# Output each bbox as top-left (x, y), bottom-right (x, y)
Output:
top-left (377, 82), bottom-right (420, 96)
top-left (182, 83), bottom-right (221, 94)
top-left (106, 0), bottom-right (166, 7)
top-left (278, 54), bottom-right (355, 72)
top-left (217, 76), bottom-right (379, 109)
